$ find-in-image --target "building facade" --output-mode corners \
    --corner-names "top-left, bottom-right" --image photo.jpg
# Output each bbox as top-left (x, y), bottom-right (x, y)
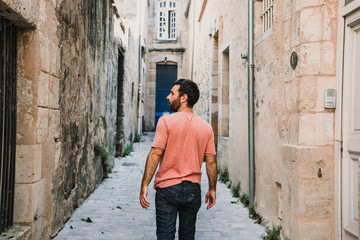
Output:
top-left (181, 0), bottom-right (359, 239)
top-left (0, 0), bottom-right (142, 239)
top-left (143, 0), bottom-right (191, 131)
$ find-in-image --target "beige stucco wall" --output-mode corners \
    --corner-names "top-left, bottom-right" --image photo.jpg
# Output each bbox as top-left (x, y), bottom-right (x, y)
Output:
top-left (190, 0), bottom-right (338, 239)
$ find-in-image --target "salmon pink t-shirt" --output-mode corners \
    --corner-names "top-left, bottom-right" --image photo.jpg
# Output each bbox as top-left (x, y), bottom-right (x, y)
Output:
top-left (152, 112), bottom-right (216, 189)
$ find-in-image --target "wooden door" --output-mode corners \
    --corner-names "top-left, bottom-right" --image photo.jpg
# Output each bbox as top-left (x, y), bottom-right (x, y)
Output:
top-left (342, 8), bottom-right (360, 240)
top-left (155, 64), bottom-right (177, 127)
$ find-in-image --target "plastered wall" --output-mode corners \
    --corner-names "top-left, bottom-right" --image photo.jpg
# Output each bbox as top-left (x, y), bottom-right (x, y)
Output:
top-left (189, 0), bottom-right (338, 239)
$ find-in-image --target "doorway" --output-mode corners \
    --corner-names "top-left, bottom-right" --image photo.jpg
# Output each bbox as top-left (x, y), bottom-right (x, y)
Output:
top-left (155, 64), bottom-right (177, 127)
top-left (115, 51), bottom-right (125, 157)
top-left (0, 17), bottom-right (17, 233)
top-left (340, 6), bottom-right (360, 240)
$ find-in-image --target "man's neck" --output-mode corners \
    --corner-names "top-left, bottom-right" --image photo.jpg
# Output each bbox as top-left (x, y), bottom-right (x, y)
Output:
top-left (177, 105), bottom-right (193, 113)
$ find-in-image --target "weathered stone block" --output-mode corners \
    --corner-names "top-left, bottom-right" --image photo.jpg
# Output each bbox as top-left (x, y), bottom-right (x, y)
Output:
top-left (299, 76), bottom-right (318, 111)
top-left (297, 146), bottom-right (334, 180)
top-left (281, 144), bottom-right (298, 174)
top-left (300, 7), bottom-right (322, 42)
top-left (50, 41), bottom-right (60, 76)
top-left (320, 41), bottom-right (336, 75)
top-left (49, 76), bottom-right (60, 109)
top-left (37, 107), bottom-right (49, 143)
top-left (297, 219), bottom-right (332, 240)
top-left (15, 144), bottom-right (42, 184)
top-left (41, 142), bottom-right (56, 176)
top-left (294, 0), bottom-right (324, 12)
top-left (48, 109), bottom-right (60, 141)
top-left (299, 180), bottom-right (333, 208)
top-left (39, 34), bottom-right (50, 73)
top-left (38, 71), bottom-right (49, 107)
top-left (288, 113), bottom-right (299, 144)
top-left (14, 179), bottom-right (45, 223)
top-left (291, 12), bottom-right (301, 47)
top-left (0, 0), bottom-right (39, 27)
top-left (19, 31), bottom-right (41, 82)
top-left (299, 113), bottom-right (334, 146)
top-left (299, 42), bottom-right (321, 76)
top-left (285, 78), bottom-right (298, 112)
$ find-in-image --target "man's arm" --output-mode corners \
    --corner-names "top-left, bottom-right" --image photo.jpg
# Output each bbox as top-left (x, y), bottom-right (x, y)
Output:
top-left (205, 155), bottom-right (217, 209)
top-left (139, 147), bottom-right (163, 209)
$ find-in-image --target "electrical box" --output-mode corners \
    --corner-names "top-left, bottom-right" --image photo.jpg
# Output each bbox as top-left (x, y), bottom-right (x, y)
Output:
top-left (324, 89), bottom-right (336, 109)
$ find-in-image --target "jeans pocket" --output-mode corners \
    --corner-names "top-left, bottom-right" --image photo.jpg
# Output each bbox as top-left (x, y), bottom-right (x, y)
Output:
top-left (156, 187), bottom-right (179, 205)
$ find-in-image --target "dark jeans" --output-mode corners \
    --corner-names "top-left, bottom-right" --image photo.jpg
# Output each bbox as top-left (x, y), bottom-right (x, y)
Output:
top-left (155, 181), bottom-right (201, 240)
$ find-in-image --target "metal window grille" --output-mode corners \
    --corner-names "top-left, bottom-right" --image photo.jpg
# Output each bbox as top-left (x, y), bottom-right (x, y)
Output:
top-left (0, 17), bottom-right (17, 234)
top-left (262, 0), bottom-right (274, 32)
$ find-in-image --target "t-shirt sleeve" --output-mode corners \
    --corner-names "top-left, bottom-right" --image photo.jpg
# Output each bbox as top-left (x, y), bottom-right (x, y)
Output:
top-left (205, 128), bottom-right (216, 156)
top-left (152, 117), bottom-right (168, 150)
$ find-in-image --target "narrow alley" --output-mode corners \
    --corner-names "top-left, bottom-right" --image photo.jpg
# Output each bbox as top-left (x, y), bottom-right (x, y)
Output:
top-left (2, 0), bottom-right (357, 239)
top-left (53, 133), bottom-right (265, 240)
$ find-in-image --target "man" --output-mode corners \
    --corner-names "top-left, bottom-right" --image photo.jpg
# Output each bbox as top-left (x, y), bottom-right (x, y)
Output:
top-left (139, 79), bottom-right (217, 240)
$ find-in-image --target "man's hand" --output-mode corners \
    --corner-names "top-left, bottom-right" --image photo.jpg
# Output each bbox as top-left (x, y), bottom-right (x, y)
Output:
top-left (140, 185), bottom-right (150, 209)
top-left (205, 155), bottom-right (217, 210)
top-left (205, 190), bottom-right (216, 209)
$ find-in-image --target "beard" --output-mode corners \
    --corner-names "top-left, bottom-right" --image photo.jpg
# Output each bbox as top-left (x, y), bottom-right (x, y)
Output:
top-left (169, 97), bottom-right (181, 112)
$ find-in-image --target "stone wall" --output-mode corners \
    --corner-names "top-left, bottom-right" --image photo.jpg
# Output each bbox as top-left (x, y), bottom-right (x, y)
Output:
top-left (5, 0), bottom-right (134, 238)
top-left (190, 0), bottom-right (338, 239)
top-left (51, 0), bottom-right (117, 237)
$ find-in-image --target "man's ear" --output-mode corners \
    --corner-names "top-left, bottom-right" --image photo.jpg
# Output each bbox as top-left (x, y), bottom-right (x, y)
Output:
top-left (181, 94), bottom-right (188, 104)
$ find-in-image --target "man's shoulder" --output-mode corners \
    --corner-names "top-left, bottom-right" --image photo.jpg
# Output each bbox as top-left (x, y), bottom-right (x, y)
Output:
top-left (193, 115), bottom-right (213, 130)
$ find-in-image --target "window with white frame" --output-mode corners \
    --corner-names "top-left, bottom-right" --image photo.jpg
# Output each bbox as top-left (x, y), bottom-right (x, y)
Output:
top-left (158, 0), bottom-right (177, 40)
top-left (262, 0), bottom-right (274, 32)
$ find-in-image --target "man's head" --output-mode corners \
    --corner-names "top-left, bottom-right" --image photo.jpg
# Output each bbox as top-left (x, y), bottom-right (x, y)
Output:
top-left (166, 79), bottom-right (200, 112)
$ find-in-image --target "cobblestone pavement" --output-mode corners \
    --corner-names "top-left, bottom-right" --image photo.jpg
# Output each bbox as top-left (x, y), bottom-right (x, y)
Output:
top-left (54, 132), bottom-right (265, 240)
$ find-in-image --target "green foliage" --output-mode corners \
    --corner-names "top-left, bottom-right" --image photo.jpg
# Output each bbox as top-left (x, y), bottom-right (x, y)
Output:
top-left (94, 143), bottom-right (112, 178)
top-left (218, 167), bottom-right (229, 183)
top-left (134, 132), bottom-right (141, 143)
top-left (261, 225), bottom-right (282, 240)
top-left (249, 206), bottom-right (262, 224)
top-left (122, 144), bottom-right (133, 157)
top-left (239, 192), bottom-right (250, 207)
top-left (231, 184), bottom-right (240, 198)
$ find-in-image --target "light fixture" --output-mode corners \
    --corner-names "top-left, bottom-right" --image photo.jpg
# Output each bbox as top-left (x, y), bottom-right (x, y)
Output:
top-left (164, 57), bottom-right (167, 63)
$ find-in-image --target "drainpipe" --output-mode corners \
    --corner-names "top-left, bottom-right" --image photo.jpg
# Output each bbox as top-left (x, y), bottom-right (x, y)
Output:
top-left (190, 0), bottom-right (195, 81)
top-left (137, 0), bottom-right (142, 134)
top-left (248, 0), bottom-right (255, 207)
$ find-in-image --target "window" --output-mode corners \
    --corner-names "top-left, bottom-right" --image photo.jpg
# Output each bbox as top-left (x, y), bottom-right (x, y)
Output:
top-left (262, 0), bottom-right (274, 32)
top-left (158, 0), bottom-right (177, 40)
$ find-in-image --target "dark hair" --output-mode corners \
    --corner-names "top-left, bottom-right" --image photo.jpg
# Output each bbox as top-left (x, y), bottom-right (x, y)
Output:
top-left (173, 79), bottom-right (200, 108)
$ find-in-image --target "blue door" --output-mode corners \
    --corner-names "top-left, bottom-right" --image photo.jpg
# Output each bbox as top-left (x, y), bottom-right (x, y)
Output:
top-left (155, 64), bottom-right (177, 127)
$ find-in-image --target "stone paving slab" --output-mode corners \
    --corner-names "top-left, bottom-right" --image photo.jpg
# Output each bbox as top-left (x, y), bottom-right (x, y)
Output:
top-left (54, 132), bottom-right (265, 240)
